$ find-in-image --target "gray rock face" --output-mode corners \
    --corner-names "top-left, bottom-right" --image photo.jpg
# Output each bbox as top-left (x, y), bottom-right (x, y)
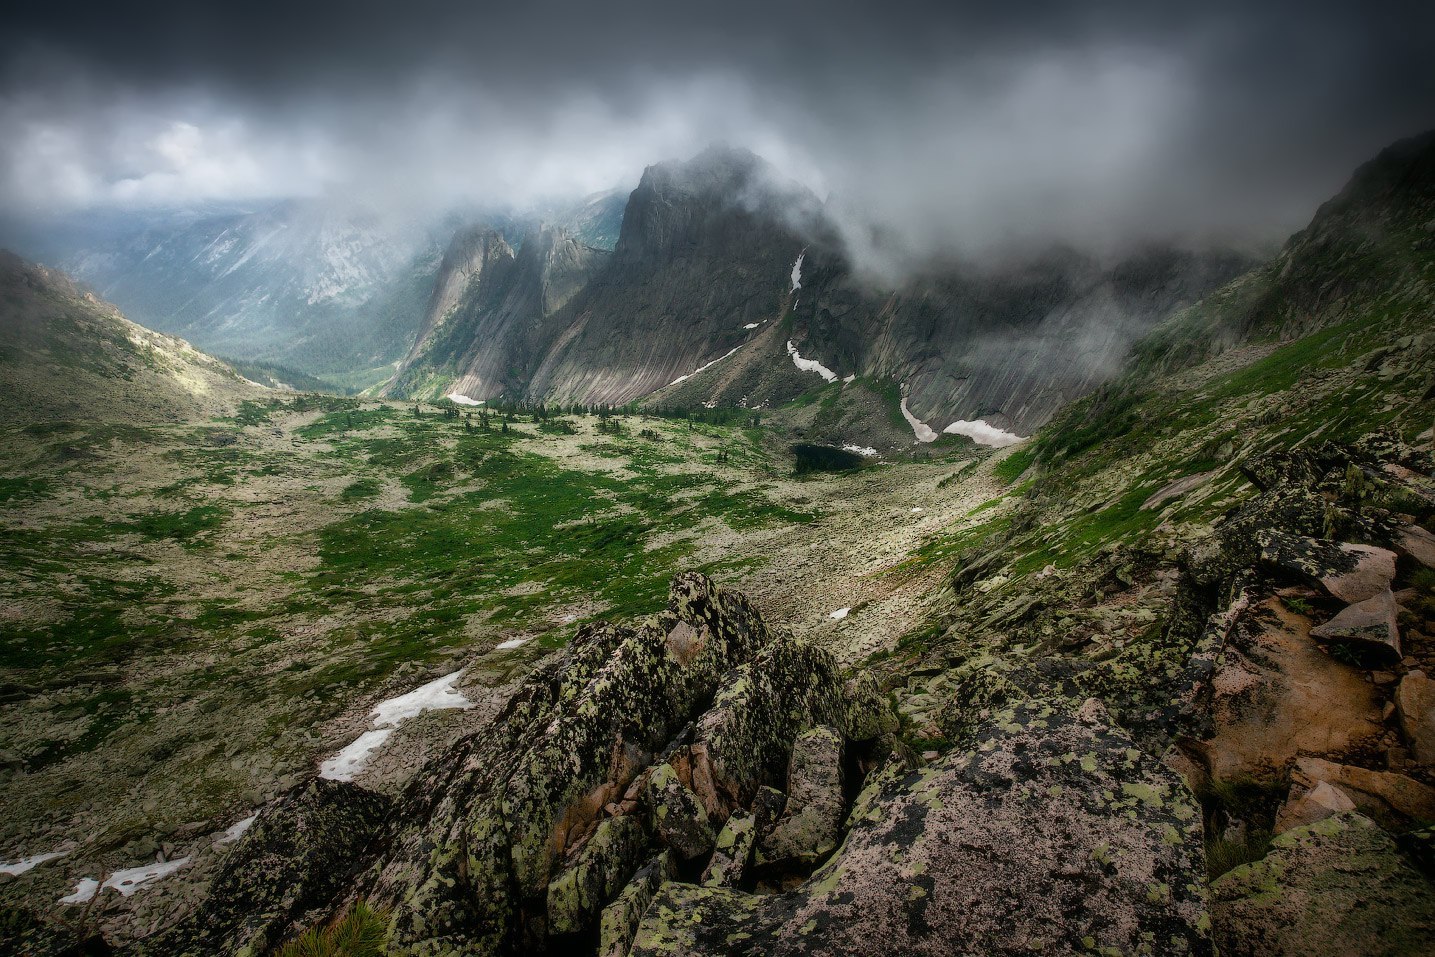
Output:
top-left (386, 223), bottom-right (609, 399)
top-left (631, 700), bottom-right (1212, 957)
top-left (1212, 813), bottom-right (1435, 957)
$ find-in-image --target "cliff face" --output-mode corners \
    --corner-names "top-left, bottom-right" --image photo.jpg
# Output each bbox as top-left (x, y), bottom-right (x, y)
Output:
top-left (384, 225), bottom-right (609, 400)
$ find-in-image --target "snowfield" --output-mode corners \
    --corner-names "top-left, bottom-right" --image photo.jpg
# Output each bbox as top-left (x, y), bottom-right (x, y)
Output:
top-left (0, 851), bottom-right (66, 876)
top-left (217, 814), bottom-right (257, 845)
top-left (900, 396), bottom-right (939, 443)
top-left (446, 393), bottom-right (484, 406)
top-left (829, 607), bottom-right (850, 620)
top-left (842, 444), bottom-right (879, 457)
top-left (321, 670), bottom-right (472, 781)
top-left (787, 341), bottom-right (838, 383)
top-left (942, 419), bottom-right (1026, 447)
top-left (790, 251), bottom-right (805, 292)
top-left (59, 857), bottom-right (193, 904)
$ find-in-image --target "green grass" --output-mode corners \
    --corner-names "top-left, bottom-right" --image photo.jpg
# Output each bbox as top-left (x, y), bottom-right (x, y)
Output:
top-left (992, 445), bottom-right (1036, 484)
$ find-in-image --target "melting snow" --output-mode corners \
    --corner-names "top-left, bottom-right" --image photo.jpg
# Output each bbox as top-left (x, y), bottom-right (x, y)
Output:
top-left (669, 347), bottom-right (741, 386)
top-left (495, 637), bottom-right (530, 650)
top-left (842, 374), bottom-right (856, 384)
top-left (790, 251), bottom-right (805, 293)
top-left (842, 444), bottom-right (878, 457)
top-left (0, 851), bottom-right (67, 876)
top-left (321, 670), bottom-right (471, 781)
top-left (60, 879), bottom-right (99, 904)
top-left (60, 858), bottom-right (193, 905)
top-left (942, 419), bottom-right (1026, 448)
top-left (910, 507), bottom-right (924, 513)
top-left (900, 396), bottom-right (939, 443)
top-left (829, 607), bottom-right (850, 620)
top-left (787, 341), bottom-right (838, 383)
top-left (217, 814), bottom-right (257, 845)
top-left (103, 858), bottom-right (192, 897)
top-left (742, 321), bottom-right (763, 330)
top-left (447, 393), bottom-right (484, 406)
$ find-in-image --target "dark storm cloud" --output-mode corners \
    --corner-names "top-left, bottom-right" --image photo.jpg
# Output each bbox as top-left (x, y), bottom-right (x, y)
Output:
top-left (2, 0), bottom-right (1431, 268)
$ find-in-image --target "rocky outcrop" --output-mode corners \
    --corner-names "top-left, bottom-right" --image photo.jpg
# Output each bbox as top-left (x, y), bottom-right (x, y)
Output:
top-left (631, 699), bottom-right (1212, 956)
top-left (1212, 813), bottom-right (1435, 957)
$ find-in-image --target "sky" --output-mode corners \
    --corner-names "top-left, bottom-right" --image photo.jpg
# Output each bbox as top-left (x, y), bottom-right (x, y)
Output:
top-left (1, 0), bottom-right (1431, 264)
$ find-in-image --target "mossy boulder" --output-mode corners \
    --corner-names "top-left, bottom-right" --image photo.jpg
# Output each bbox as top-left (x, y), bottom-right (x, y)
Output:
top-left (546, 814), bottom-right (649, 935)
top-left (756, 726), bottom-right (846, 872)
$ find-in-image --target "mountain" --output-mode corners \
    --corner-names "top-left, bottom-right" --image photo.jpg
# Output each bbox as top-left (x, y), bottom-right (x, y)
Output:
top-left (0, 250), bottom-right (262, 424)
top-left (17, 200), bottom-right (445, 382)
top-left (385, 146), bottom-right (1252, 440)
top-left (543, 189), bottom-right (628, 250)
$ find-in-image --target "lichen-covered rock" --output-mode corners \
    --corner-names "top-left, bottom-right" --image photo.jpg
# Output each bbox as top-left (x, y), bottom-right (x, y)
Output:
top-left (757, 726), bottom-right (845, 871)
top-left (701, 810), bottom-right (757, 887)
top-left (646, 763), bottom-right (715, 861)
top-left (598, 852), bottom-right (678, 957)
top-left (693, 639), bottom-right (847, 812)
top-left (1212, 812), bottom-right (1435, 957)
top-left (546, 814), bottom-right (648, 935)
top-left (132, 778), bottom-right (390, 957)
top-left (1309, 587), bottom-right (1402, 662)
top-left (1256, 529), bottom-right (1397, 603)
top-left (0, 906), bottom-right (110, 957)
top-left (366, 573), bottom-right (780, 955)
top-left (631, 700), bottom-right (1211, 956)
top-left (1397, 671), bottom-right (1435, 765)
top-left (842, 673), bottom-right (898, 743)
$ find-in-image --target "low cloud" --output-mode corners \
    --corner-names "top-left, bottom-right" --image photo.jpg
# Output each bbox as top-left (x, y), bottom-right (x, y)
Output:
top-left (1, 1), bottom-right (1430, 272)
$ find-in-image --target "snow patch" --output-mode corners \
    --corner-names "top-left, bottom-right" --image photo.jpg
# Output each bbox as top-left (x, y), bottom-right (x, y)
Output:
top-left (103, 858), bottom-right (192, 897)
top-left (900, 396), bottom-right (939, 443)
top-left (321, 670), bottom-right (471, 781)
top-left (829, 607), bottom-right (850, 620)
top-left (669, 346), bottom-right (740, 386)
top-left (910, 507), bottom-right (924, 513)
top-left (787, 341), bottom-right (838, 383)
top-left (842, 374), bottom-right (856, 384)
top-left (742, 321), bottom-right (763, 330)
top-left (447, 393), bottom-right (484, 407)
top-left (217, 814), bottom-right (257, 845)
top-left (942, 419), bottom-right (1026, 448)
top-left (842, 444), bottom-right (878, 457)
top-left (60, 879), bottom-right (99, 904)
top-left (0, 851), bottom-right (67, 876)
top-left (495, 637), bottom-right (530, 651)
top-left (790, 251), bottom-right (805, 293)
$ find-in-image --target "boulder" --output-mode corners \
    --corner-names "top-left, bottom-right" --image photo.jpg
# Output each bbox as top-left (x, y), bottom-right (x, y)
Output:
top-left (1212, 812), bottom-right (1435, 957)
top-left (1396, 670), bottom-right (1435, 764)
top-left (1396, 525), bottom-right (1435, 568)
top-left (366, 573), bottom-right (781, 955)
top-left (692, 639), bottom-right (847, 812)
top-left (1273, 780), bottom-right (1357, 833)
top-left (1255, 530), bottom-right (1397, 603)
top-left (546, 814), bottom-right (649, 935)
top-left (1309, 588), bottom-right (1402, 662)
top-left (646, 763), bottom-right (716, 861)
top-left (701, 809), bottom-right (757, 887)
top-left (842, 672), bottom-right (899, 743)
top-left (756, 726), bottom-right (846, 871)
top-left (631, 700), bottom-right (1211, 957)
